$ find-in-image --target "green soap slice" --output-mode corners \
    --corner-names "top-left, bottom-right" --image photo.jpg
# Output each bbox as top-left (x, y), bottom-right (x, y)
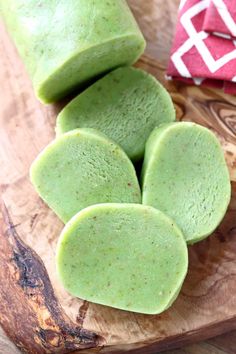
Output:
top-left (56, 203), bottom-right (188, 314)
top-left (142, 122), bottom-right (231, 244)
top-left (1, 0), bottom-right (145, 103)
top-left (30, 129), bottom-right (141, 223)
top-left (56, 67), bottom-right (175, 161)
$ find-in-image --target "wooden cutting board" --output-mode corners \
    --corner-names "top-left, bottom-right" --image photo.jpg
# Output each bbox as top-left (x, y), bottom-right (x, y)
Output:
top-left (0, 1), bottom-right (236, 353)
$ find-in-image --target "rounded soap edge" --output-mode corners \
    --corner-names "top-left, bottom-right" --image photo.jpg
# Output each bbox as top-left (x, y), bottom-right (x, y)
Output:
top-left (142, 122), bottom-right (231, 244)
top-left (30, 127), bottom-right (142, 224)
top-left (141, 122), bottom-right (178, 191)
top-left (35, 33), bottom-right (146, 104)
top-left (55, 66), bottom-right (175, 161)
top-left (56, 203), bottom-right (188, 314)
top-left (55, 65), bottom-right (171, 137)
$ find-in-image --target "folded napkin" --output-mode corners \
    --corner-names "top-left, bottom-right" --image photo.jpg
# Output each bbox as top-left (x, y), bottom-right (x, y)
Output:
top-left (167, 0), bottom-right (236, 94)
top-left (203, 0), bottom-right (236, 39)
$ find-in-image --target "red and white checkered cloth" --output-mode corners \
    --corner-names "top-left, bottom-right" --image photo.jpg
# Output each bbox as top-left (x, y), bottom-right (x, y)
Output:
top-left (167, 0), bottom-right (236, 94)
top-left (203, 0), bottom-right (236, 39)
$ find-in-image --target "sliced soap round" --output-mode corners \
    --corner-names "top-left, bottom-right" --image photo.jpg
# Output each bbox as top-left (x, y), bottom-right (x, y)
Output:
top-left (30, 128), bottom-right (141, 223)
top-left (142, 122), bottom-right (231, 244)
top-left (56, 67), bottom-right (175, 161)
top-left (56, 203), bottom-right (188, 314)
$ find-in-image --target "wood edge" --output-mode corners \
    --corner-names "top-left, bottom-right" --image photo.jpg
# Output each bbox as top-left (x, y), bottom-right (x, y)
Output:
top-left (0, 197), bottom-right (104, 354)
top-left (1, 185), bottom-right (235, 353)
top-left (102, 316), bottom-right (236, 354)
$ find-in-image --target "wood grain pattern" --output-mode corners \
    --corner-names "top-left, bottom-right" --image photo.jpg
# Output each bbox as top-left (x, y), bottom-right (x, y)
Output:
top-left (1, 326), bottom-right (236, 354)
top-left (0, 203), bottom-right (101, 353)
top-left (0, 0), bottom-right (236, 353)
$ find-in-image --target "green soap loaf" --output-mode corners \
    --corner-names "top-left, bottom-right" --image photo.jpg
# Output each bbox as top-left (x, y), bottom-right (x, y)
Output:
top-left (142, 122), bottom-right (231, 244)
top-left (56, 67), bottom-right (175, 161)
top-left (30, 129), bottom-right (141, 223)
top-left (1, 0), bottom-right (145, 103)
top-left (56, 203), bottom-right (188, 314)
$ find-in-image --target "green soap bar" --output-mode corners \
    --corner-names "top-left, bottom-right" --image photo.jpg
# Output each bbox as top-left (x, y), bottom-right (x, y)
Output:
top-left (1, 0), bottom-right (145, 103)
top-left (56, 203), bottom-right (188, 314)
top-left (142, 122), bottom-right (231, 244)
top-left (56, 67), bottom-right (175, 161)
top-left (30, 129), bottom-right (141, 223)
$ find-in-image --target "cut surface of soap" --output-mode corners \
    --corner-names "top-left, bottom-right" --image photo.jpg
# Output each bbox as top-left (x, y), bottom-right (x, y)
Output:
top-left (30, 129), bottom-right (141, 223)
top-left (56, 203), bottom-right (188, 314)
top-left (142, 122), bottom-right (231, 244)
top-left (56, 67), bottom-right (175, 161)
top-left (1, 0), bottom-right (145, 103)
